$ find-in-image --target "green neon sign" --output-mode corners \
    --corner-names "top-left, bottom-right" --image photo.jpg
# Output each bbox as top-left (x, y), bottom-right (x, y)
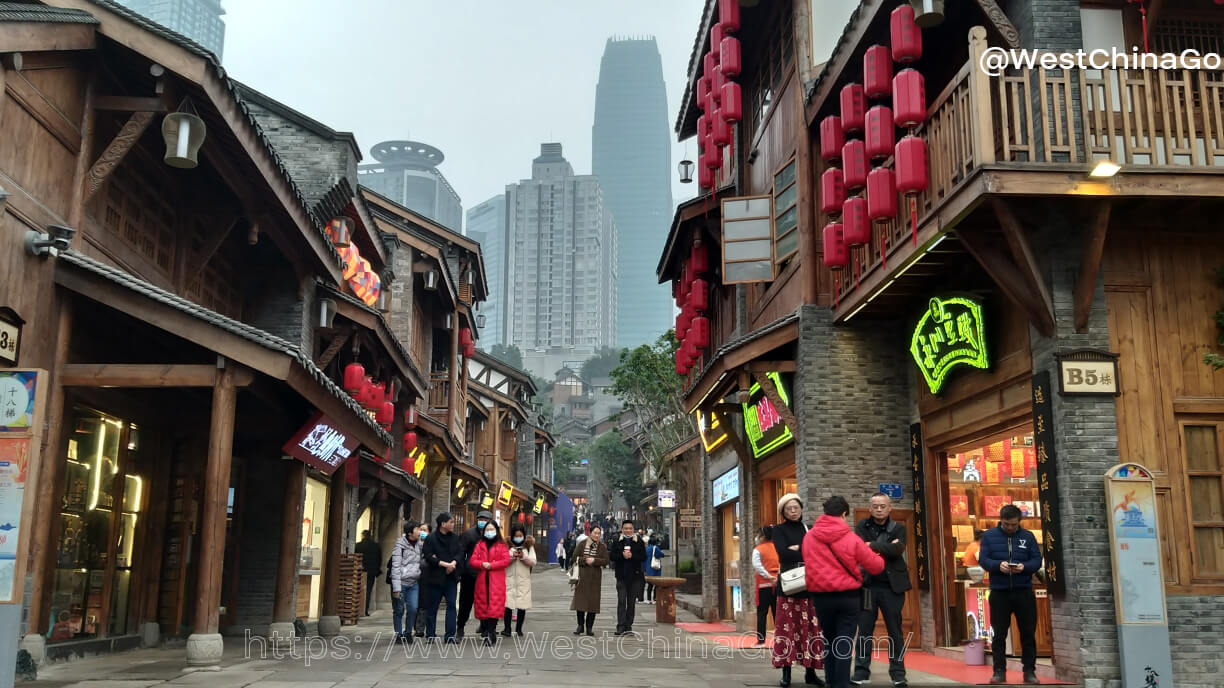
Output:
top-left (910, 296), bottom-right (989, 395)
top-left (742, 371), bottom-right (794, 459)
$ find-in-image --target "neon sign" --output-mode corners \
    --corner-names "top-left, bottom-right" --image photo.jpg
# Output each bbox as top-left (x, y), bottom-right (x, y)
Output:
top-left (282, 412), bottom-right (359, 475)
top-left (910, 296), bottom-right (989, 395)
top-left (498, 480), bottom-right (514, 506)
top-left (742, 371), bottom-right (794, 458)
top-left (696, 408), bottom-right (728, 451)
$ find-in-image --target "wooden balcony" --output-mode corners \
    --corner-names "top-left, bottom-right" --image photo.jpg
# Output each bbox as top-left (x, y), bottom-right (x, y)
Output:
top-left (427, 371), bottom-right (465, 442)
top-left (833, 28), bottom-right (1224, 321)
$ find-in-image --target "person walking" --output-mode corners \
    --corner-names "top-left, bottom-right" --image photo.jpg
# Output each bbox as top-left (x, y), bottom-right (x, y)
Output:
top-left (852, 493), bottom-right (912, 687)
top-left (421, 512), bottom-right (463, 643)
top-left (468, 518), bottom-right (511, 646)
top-left (355, 529), bottom-right (382, 616)
top-left (643, 537), bottom-right (665, 603)
top-left (413, 524), bottom-right (430, 637)
top-left (570, 525), bottom-right (608, 636)
top-left (564, 531), bottom-right (577, 568)
top-left (502, 524), bottom-right (536, 637)
top-left (753, 526), bottom-right (780, 648)
top-left (389, 520), bottom-right (423, 643)
top-left (802, 496), bottom-right (885, 688)
top-left (772, 494), bottom-right (824, 687)
top-left (978, 504), bottom-right (1043, 685)
top-left (555, 536), bottom-right (567, 570)
top-left (456, 509), bottom-right (495, 640)
top-left (608, 519), bottom-right (646, 635)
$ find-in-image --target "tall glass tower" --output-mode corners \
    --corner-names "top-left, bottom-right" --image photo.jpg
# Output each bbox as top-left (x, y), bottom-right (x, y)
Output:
top-left (592, 37), bottom-right (673, 349)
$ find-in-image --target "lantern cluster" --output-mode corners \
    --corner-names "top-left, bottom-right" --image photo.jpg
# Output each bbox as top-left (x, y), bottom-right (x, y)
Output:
top-left (889, 5), bottom-right (930, 246)
top-left (401, 405), bottom-right (418, 472)
top-left (459, 327), bottom-right (476, 358)
top-left (674, 240), bottom-right (711, 376)
top-left (696, 0), bottom-right (742, 191)
top-left (344, 361), bottom-right (395, 429)
top-left (328, 217), bottom-right (382, 308)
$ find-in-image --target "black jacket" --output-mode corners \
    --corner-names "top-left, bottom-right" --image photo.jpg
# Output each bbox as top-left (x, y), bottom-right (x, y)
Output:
top-left (355, 537), bottom-right (382, 574)
top-left (457, 526), bottom-right (482, 580)
top-left (606, 534), bottom-right (646, 581)
top-left (421, 529), bottom-right (463, 586)
top-left (855, 517), bottom-right (912, 594)
top-left (771, 518), bottom-right (809, 597)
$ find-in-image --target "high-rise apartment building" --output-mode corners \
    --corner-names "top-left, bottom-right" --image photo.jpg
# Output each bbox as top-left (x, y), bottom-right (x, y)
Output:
top-left (505, 143), bottom-right (617, 378)
top-left (466, 195), bottom-right (507, 347)
top-left (357, 139), bottom-right (463, 232)
top-left (592, 37), bottom-right (673, 348)
top-left (119, 0), bottom-right (225, 59)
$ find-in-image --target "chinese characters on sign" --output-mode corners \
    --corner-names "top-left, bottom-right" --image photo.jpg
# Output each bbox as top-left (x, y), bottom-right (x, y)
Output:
top-left (0, 308), bottom-right (24, 367)
top-left (712, 467), bottom-right (739, 508)
top-left (1055, 349), bottom-right (1121, 396)
top-left (741, 371), bottom-right (794, 458)
top-left (0, 369), bottom-right (43, 605)
top-left (281, 412), bottom-right (360, 476)
top-left (1031, 371), bottom-right (1066, 594)
top-left (1106, 464), bottom-right (1166, 624)
top-left (657, 489), bottom-right (676, 509)
top-left (910, 423), bottom-right (930, 590)
top-left (910, 296), bottom-right (989, 395)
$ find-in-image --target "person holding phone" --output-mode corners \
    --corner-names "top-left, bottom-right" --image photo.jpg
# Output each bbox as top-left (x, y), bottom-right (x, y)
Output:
top-left (977, 505), bottom-right (1043, 685)
top-left (501, 524), bottom-right (537, 637)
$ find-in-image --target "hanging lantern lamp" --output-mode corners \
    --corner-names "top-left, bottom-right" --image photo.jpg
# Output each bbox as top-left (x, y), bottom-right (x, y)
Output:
top-left (720, 36), bottom-right (742, 77)
top-left (865, 106), bottom-right (896, 161)
top-left (820, 115), bottom-right (845, 163)
top-left (893, 69), bottom-right (927, 129)
top-left (840, 83), bottom-right (867, 134)
top-left (721, 81), bottom-right (743, 123)
top-left (843, 140), bottom-right (869, 192)
top-left (864, 45), bottom-right (893, 100)
top-left (891, 5), bottom-right (923, 63)
top-left (718, 0), bottom-right (740, 32)
top-left (867, 167), bottom-right (898, 222)
top-left (822, 223), bottom-right (850, 271)
top-left (820, 168), bottom-right (846, 216)
top-left (842, 197), bottom-right (871, 247)
top-left (162, 98), bottom-right (206, 169)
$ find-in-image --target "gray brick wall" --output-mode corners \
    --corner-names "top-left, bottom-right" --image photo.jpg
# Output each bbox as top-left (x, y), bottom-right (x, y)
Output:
top-left (386, 239), bottom-right (427, 371)
top-left (428, 463), bottom-right (451, 525)
top-left (701, 445), bottom-right (731, 621)
top-left (246, 104), bottom-right (358, 204)
top-left (516, 425), bottom-right (535, 490)
top-left (1006, 0), bottom-right (1084, 51)
top-left (1168, 596), bottom-right (1224, 687)
top-left (227, 458), bottom-right (289, 636)
top-left (246, 272), bottom-right (311, 354)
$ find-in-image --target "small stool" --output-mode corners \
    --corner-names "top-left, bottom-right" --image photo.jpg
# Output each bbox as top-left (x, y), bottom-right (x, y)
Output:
top-left (646, 577), bottom-right (686, 624)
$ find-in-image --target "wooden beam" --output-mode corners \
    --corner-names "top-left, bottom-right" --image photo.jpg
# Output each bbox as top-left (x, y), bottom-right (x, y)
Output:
top-left (745, 361), bottom-right (797, 374)
top-left (61, 363), bottom-right (253, 387)
top-left (980, 168), bottom-right (1224, 199)
top-left (0, 22), bottom-right (96, 53)
top-left (320, 466), bottom-right (346, 619)
top-left (183, 215), bottom-right (242, 285)
top-left (315, 329), bottom-right (352, 370)
top-left (82, 110), bottom-right (155, 202)
top-left (958, 228), bottom-right (1056, 338)
top-left (5, 67), bottom-right (82, 153)
top-left (972, 0), bottom-right (1022, 48)
top-left (713, 408), bottom-right (752, 464)
top-left (1147, 0), bottom-right (1165, 33)
top-left (993, 199), bottom-right (1057, 337)
top-left (753, 372), bottom-right (799, 439)
top-left (94, 95), bottom-right (167, 113)
top-left (1073, 202), bottom-right (1112, 333)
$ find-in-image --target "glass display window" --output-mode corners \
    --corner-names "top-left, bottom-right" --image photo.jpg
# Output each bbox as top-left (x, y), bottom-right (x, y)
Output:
top-left (945, 429), bottom-right (1042, 571)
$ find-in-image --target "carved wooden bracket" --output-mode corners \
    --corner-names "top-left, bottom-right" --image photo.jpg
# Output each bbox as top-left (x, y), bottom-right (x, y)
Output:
top-left (82, 110), bottom-right (155, 202)
top-left (973, 0), bottom-right (1021, 49)
top-left (1073, 202), bottom-right (1112, 333)
top-left (315, 328), bottom-right (353, 370)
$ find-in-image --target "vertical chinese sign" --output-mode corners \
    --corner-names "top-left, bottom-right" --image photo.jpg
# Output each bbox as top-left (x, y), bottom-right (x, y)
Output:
top-left (910, 422), bottom-right (930, 590)
top-left (0, 369), bottom-right (47, 604)
top-left (1031, 371), bottom-right (1066, 594)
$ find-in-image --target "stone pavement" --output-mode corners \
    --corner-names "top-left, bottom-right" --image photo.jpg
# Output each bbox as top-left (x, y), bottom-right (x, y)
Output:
top-left (30, 568), bottom-right (972, 687)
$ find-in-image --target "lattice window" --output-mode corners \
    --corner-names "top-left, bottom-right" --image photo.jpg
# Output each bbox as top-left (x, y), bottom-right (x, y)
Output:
top-left (100, 165), bottom-right (178, 278)
top-left (749, 0), bottom-right (794, 137)
top-left (1152, 17), bottom-right (1224, 56)
top-left (182, 217), bottom-right (242, 319)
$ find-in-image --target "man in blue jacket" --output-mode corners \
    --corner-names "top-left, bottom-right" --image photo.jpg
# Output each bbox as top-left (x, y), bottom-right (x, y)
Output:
top-left (977, 504), bottom-right (1043, 685)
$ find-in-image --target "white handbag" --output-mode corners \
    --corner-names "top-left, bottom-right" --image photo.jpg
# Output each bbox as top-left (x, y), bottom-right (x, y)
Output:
top-left (779, 566), bottom-right (808, 595)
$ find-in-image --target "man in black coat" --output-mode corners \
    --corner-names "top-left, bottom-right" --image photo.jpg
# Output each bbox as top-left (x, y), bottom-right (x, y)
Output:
top-left (421, 512), bottom-right (462, 642)
top-left (354, 530), bottom-right (382, 616)
top-left (606, 519), bottom-right (646, 636)
top-left (455, 509), bottom-right (494, 639)
top-left (852, 493), bottom-right (912, 687)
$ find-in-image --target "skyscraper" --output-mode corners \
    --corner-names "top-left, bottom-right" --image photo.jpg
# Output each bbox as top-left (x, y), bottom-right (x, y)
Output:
top-left (357, 139), bottom-right (463, 232)
top-left (118, 0), bottom-right (226, 59)
top-left (592, 37), bottom-right (673, 349)
top-left (505, 143), bottom-right (617, 378)
top-left (466, 194), bottom-right (507, 347)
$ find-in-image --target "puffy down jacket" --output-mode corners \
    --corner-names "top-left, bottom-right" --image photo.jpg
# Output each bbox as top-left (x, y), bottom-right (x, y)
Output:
top-left (802, 515), bottom-right (885, 593)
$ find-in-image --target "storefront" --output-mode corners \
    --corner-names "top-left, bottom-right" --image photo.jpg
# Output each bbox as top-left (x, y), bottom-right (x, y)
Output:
top-left (713, 465), bottom-right (741, 621)
top-left (297, 477), bottom-right (329, 620)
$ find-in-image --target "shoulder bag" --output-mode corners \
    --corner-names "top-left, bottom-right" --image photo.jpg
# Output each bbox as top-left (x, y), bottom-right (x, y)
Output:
top-left (778, 524), bottom-right (810, 595)
top-left (825, 542), bottom-right (871, 610)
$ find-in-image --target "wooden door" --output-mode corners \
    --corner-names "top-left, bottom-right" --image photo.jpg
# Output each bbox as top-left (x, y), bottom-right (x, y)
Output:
top-left (853, 508), bottom-right (922, 646)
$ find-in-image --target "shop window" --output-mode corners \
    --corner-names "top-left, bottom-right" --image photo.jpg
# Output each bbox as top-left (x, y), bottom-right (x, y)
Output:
top-left (1182, 423), bottom-right (1224, 577)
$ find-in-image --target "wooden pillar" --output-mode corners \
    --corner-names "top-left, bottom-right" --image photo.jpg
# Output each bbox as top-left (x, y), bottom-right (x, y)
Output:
top-left (320, 466), bottom-right (346, 620)
top-left (793, 0), bottom-right (819, 306)
top-left (274, 460), bottom-right (306, 622)
top-left (192, 362), bottom-right (236, 635)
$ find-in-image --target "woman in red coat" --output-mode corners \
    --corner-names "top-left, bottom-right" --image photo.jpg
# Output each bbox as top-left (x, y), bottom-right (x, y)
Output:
top-left (469, 519), bottom-right (512, 646)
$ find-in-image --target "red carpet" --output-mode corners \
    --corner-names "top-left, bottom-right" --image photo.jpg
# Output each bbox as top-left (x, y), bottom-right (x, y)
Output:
top-left (675, 621), bottom-right (738, 634)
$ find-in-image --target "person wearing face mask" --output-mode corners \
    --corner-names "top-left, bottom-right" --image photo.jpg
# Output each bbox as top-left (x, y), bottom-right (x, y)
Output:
top-left (421, 512), bottom-right (463, 643)
top-left (456, 509), bottom-right (495, 640)
top-left (412, 524), bottom-right (431, 638)
top-left (468, 519), bottom-right (511, 646)
top-left (501, 524), bottom-right (536, 637)
top-left (389, 520), bottom-right (423, 643)
top-left (570, 525), bottom-right (608, 636)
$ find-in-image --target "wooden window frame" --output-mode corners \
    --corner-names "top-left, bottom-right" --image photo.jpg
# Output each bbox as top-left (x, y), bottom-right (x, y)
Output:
top-left (720, 194), bottom-right (776, 285)
top-left (1178, 418), bottom-right (1224, 582)
top-left (773, 157), bottom-right (799, 268)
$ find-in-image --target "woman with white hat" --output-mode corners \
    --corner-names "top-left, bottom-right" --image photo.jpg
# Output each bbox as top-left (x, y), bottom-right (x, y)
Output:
top-left (771, 493), bottom-right (824, 687)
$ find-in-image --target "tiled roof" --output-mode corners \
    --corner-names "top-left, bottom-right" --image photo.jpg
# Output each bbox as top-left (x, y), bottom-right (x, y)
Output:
top-left (315, 279), bottom-right (426, 388)
top-left (674, 0), bottom-right (718, 137)
top-left (59, 250), bottom-right (392, 446)
top-left (689, 309), bottom-right (801, 384)
top-left (805, 2), bottom-right (867, 108)
top-left (0, 2), bottom-right (97, 23)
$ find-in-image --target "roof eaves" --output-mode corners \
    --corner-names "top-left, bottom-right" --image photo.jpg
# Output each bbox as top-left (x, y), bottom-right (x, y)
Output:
top-left (0, 2), bottom-right (97, 23)
top-left (234, 81), bottom-right (363, 164)
top-left (675, 0), bottom-right (719, 138)
top-left (805, 2), bottom-right (867, 109)
top-left (690, 309), bottom-right (801, 383)
top-left (316, 280), bottom-right (426, 391)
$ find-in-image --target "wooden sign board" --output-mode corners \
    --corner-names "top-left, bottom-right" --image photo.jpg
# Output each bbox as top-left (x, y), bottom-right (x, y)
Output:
top-left (1055, 349), bottom-right (1120, 396)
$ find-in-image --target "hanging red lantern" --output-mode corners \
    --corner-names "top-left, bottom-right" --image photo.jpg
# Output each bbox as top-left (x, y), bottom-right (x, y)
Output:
top-left (843, 140), bottom-right (868, 191)
top-left (518, 512), bottom-right (526, 524)
top-left (403, 430), bottom-right (418, 452)
top-left (460, 327), bottom-right (473, 347)
top-left (893, 69), bottom-right (926, 129)
top-left (464, 341), bottom-right (476, 358)
top-left (697, 113), bottom-right (710, 141)
top-left (718, 0), bottom-right (740, 32)
top-left (697, 78), bottom-right (711, 112)
top-left (864, 45), bottom-right (893, 100)
top-left (822, 223), bottom-right (849, 271)
top-left (865, 106), bottom-right (896, 161)
top-left (711, 23), bottom-right (724, 60)
top-left (896, 136), bottom-right (929, 195)
top-left (820, 168), bottom-right (846, 216)
top-left (867, 167), bottom-right (898, 222)
top-left (401, 455), bottom-right (413, 472)
top-left (690, 278), bottom-right (709, 312)
top-left (690, 316), bottom-right (710, 349)
top-left (720, 36), bottom-right (741, 77)
top-left (842, 197), bottom-right (870, 247)
top-left (678, 307), bottom-right (693, 339)
top-left (698, 161), bottom-right (714, 189)
top-left (820, 115), bottom-right (844, 163)
top-left (369, 380), bottom-right (385, 410)
top-left (711, 69), bottom-right (726, 106)
top-left (676, 354), bottom-right (688, 377)
top-left (377, 400), bottom-right (394, 428)
top-left (712, 112), bottom-right (731, 147)
top-left (840, 83), bottom-right (866, 134)
top-left (343, 362), bottom-right (365, 394)
top-left (691, 242), bottom-right (709, 274)
top-left (704, 138), bottom-right (721, 169)
top-left (721, 81), bottom-right (742, 123)
top-left (704, 52), bottom-right (718, 79)
top-left (890, 5), bottom-right (923, 64)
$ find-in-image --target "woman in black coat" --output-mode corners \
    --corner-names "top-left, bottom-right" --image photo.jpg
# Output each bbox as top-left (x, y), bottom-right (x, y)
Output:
top-left (772, 494), bottom-right (824, 687)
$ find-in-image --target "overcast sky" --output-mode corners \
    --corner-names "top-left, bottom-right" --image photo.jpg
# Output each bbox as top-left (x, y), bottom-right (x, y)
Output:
top-left (223, 0), bottom-right (860, 232)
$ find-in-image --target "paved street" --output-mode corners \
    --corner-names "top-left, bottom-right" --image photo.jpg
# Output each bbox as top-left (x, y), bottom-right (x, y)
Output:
top-left (31, 568), bottom-right (973, 687)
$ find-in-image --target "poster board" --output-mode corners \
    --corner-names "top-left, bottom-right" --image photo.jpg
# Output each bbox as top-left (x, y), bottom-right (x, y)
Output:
top-left (0, 369), bottom-right (48, 604)
top-left (1104, 463), bottom-right (1167, 625)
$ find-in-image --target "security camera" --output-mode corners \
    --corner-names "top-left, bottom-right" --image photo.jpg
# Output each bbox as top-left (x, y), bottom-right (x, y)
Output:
top-left (47, 224), bottom-right (76, 250)
top-left (25, 224), bottom-right (76, 258)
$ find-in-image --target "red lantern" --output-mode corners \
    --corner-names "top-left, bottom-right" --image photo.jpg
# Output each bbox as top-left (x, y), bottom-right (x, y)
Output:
top-left (464, 341), bottom-right (476, 358)
top-left (358, 376), bottom-right (374, 408)
top-left (822, 223), bottom-right (849, 271)
top-left (403, 431), bottom-right (418, 452)
top-left (842, 197), bottom-right (870, 246)
top-left (690, 316), bottom-right (710, 349)
top-left (698, 162), bottom-right (714, 189)
top-left (697, 113), bottom-right (710, 141)
top-left (893, 69), bottom-right (926, 129)
top-left (864, 45), bottom-right (893, 100)
top-left (370, 381), bottom-right (385, 409)
top-left (704, 52), bottom-right (718, 79)
top-left (820, 168), bottom-right (846, 216)
top-left (711, 69), bottom-right (726, 106)
top-left (820, 115), bottom-right (844, 163)
top-left (377, 400), bottom-right (394, 428)
top-left (843, 139), bottom-right (868, 191)
top-left (711, 23), bottom-right (724, 61)
top-left (401, 456), bottom-right (413, 472)
top-left (890, 5), bottom-right (923, 64)
top-left (461, 328), bottom-right (473, 347)
top-left (712, 112), bottom-right (731, 147)
top-left (720, 36), bottom-right (741, 77)
top-left (678, 307), bottom-right (693, 339)
top-left (896, 136), bottom-right (929, 195)
top-left (518, 512), bottom-right (526, 524)
top-left (721, 81), bottom-right (742, 123)
top-left (865, 106), bottom-right (895, 161)
top-left (867, 167), bottom-right (898, 222)
top-left (343, 362), bottom-right (365, 394)
top-left (703, 141), bottom-right (721, 170)
top-left (718, 0), bottom-right (740, 32)
top-left (840, 83), bottom-right (866, 134)
top-left (690, 278), bottom-right (709, 312)
top-left (691, 242), bottom-right (709, 274)
top-left (698, 76), bottom-right (713, 111)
